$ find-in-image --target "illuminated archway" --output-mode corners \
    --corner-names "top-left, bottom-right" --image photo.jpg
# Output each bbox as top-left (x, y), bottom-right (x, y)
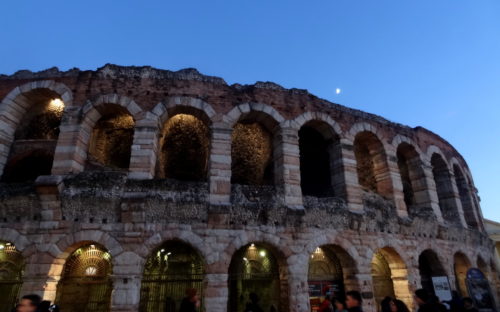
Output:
top-left (307, 245), bottom-right (356, 310)
top-left (88, 104), bottom-right (135, 169)
top-left (228, 243), bottom-right (287, 312)
top-left (1, 89), bottom-right (65, 182)
top-left (454, 252), bottom-right (472, 297)
top-left (55, 243), bottom-right (112, 312)
top-left (158, 114), bottom-right (210, 181)
top-left (371, 248), bottom-right (412, 310)
top-left (231, 112), bottom-right (279, 186)
top-left (353, 131), bottom-right (393, 198)
top-left (0, 241), bottom-right (24, 312)
top-left (139, 240), bottom-right (205, 312)
top-left (418, 249), bottom-right (447, 295)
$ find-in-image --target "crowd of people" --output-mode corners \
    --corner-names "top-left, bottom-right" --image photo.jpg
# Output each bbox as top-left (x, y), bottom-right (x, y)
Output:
top-left (12, 288), bottom-right (482, 312)
top-left (315, 289), bottom-right (480, 312)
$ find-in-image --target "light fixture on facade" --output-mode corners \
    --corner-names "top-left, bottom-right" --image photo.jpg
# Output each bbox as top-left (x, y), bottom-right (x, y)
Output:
top-left (85, 266), bottom-right (97, 276)
top-left (259, 250), bottom-right (266, 257)
top-left (49, 98), bottom-right (65, 111)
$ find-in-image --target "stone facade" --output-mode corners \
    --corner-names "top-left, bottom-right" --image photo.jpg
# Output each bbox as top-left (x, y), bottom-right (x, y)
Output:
top-left (0, 64), bottom-right (497, 312)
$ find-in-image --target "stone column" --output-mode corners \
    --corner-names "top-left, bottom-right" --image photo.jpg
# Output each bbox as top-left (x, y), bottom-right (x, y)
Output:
top-left (385, 151), bottom-right (409, 218)
top-left (407, 158), bottom-right (436, 218)
top-left (52, 106), bottom-right (89, 174)
top-left (448, 172), bottom-right (470, 228)
top-left (274, 127), bottom-right (303, 210)
top-left (355, 273), bottom-right (376, 312)
top-left (287, 254), bottom-right (310, 312)
top-left (0, 130), bottom-right (13, 177)
top-left (204, 273), bottom-right (229, 312)
top-left (19, 252), bottom-right (59, 301)
top-left (421, 163), bottom-right (445, 223)
top-left (339, 139), bottom-right (364, 212)
top-left (128, 115), bottom-right (159, 180)
top-left (35, 175), bottom-right (64, 222)
top-left (110, 276), bottom-right (142, 312)
top-left (110, 251), bottom-right (144, 312)
top-left (208, 124), bottom-right (232, 205)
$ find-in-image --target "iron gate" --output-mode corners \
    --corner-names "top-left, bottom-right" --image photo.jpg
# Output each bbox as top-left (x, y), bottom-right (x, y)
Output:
top-left (139, 241), bottom-right (205, 312)
top-left (229, 244), bottom-right (281, 312)
top-left (55, 244), bottom-right (112, 312)
top-left (0, 242), bottom-right (24, 312)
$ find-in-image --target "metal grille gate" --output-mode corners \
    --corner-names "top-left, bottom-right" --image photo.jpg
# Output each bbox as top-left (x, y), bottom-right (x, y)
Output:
top-left (56, 244), bottom-right (112, 312)
top-left (0, 242), bottom-right (24, 312)
top-left (139, 241), bottom-right (205, 312)
top-left (229, 244), bottom-right (281, 312)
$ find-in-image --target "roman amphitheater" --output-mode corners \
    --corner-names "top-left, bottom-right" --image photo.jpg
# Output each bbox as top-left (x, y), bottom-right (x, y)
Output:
top-left (0, 65), bottom-right (497, 312)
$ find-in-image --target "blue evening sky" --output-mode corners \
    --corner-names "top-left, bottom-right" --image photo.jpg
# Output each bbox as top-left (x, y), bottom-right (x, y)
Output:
top-left (1, 1), bottom-right (499, 221)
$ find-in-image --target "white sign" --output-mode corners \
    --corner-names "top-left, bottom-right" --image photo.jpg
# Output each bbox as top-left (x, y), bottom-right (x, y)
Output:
top-left (432, 276), bottom-right (452, 302)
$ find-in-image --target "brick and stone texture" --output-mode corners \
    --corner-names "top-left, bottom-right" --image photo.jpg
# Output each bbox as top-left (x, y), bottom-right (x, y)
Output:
top-left (0, 65), bottom-right (497, 312)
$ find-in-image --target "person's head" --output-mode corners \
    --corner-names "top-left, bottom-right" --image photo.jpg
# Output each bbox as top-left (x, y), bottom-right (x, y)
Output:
top-left (185, 288), bottom-right (197, 299)
top-left (333, 298), bottom-right (346, 311)
top-left (249, 292), bottom-right (260, 303)
top-left (381, 296), bottom-right (393, 312)
top-left (389, 299), bottom-right (409, 312)
top-left (463, 297), bottom-right (474, 309)
top-left (430, 295), bottom-right (441, 304)
top-left (414, 289), bottom-right (429, 306)
top-left (346, 291), bottom-right (362, 308)
top-left (17, 294), bottom-right (41, 312)
top-left (37, 301), bottom-right (51, 312)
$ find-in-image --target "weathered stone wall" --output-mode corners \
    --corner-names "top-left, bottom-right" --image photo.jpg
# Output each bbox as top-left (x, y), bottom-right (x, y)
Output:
top-left (0, 65), bottom-right (497, 312)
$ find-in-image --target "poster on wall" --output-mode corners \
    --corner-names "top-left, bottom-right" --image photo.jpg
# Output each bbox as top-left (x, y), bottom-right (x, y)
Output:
top-left (431, 276), bottom-right (452, 302)
top-left (466, 268), bottom-right (496, 312)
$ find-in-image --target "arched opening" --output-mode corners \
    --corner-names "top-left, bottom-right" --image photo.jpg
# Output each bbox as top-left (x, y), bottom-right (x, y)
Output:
top-left (418, 249), bottom-right (447, 296)
top-left (228, 243), bottom-right (287, 312)
top-left (158, 114), bottom-right (210, 181)
top-left (371, 252), bottom-right (395, 306)
top-left (139, 240), bottom-right (205, 312)
top-left (354, 131), bottom-right (392, 198)
top-left (299, 121), bottom-right (343, 198)
top-left (371, 248), bottom-right (412, 310)
top-left (453, 165), bottom-right (478, 228)
top-left (88, 105), bottom-right (135, 169)
top-left (431, 154), bottom-right (460, 224)
top-left (454, 252), bottom-right (471, 297)
top-left (0, 241), bottom-right (24, 312)
top-left (396, 143), bottom-right (426, 213)
top-left (14, 97), bottom-right (64, 141)
top-left (55, 243), bottom-right (112, 312)
top-left (1, 90), bottom-right (65, 182)
top-left (1, 150), bottom-right (53, 182)
top-left (477, 256), bottom-right (489, 281)
top-left (231, 112), bottom-right (278, 186)
top-left (307, 245), bottom-right (358, 310)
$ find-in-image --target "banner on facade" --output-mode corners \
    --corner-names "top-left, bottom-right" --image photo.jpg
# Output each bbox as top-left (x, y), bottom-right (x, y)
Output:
top-left (466, 268), bottom-right (496, 312)
top-left (431, 276), bottom-right (452, 302)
